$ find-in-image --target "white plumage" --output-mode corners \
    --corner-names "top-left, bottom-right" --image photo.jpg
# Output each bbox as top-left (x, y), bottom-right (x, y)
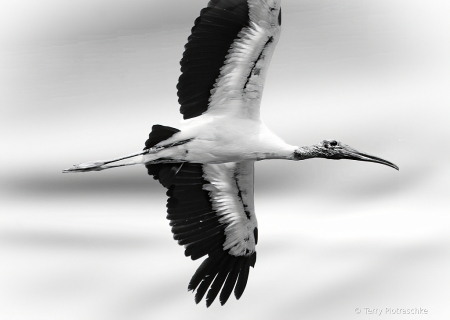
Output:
top-left (64, 0), bottom-right (398, 307)
top-left (203, 161), bottom-right (257, 256)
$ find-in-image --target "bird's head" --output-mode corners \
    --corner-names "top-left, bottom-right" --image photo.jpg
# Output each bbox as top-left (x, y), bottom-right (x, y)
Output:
top-left (294, 139), bottom-right (399, 170)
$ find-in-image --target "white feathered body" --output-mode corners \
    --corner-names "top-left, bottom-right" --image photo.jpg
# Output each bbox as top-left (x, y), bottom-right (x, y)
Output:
top-left (144, 116), bottom-right (296, 164)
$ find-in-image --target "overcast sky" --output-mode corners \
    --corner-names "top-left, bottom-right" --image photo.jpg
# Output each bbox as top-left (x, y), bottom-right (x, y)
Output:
top-left (1, 1), bottom-right (449, 319)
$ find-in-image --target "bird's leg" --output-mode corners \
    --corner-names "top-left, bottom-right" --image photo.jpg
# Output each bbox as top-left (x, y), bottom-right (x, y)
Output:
top-left (63, 138), bottom-right (193, 173)
top-left (63, 147), bottom-right (159, 173)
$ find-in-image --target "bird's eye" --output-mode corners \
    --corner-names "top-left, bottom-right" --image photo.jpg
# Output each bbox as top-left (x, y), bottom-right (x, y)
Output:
top-left (330, 140), bottom-right (338, 147)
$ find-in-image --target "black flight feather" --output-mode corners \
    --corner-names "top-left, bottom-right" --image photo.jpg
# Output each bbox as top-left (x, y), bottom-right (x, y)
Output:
top-left (206, 256), bottom-right (238, 307)
top-left (189, 255), bottom-right (221, 292)
top-left (177, 0), bottom-right (250, 119)
top-left (219, 258), bottom-right (242, 305)
top-left (235, 252), bottom-right (256, 299)
top-left (205, 256), bottom-right (235, 307)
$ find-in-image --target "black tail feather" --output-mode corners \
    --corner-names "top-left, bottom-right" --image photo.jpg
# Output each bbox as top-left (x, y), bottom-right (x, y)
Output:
top-left (145, 125), bottom-right (181, 187)
top-left (144, 124), bottom-right (180, 149)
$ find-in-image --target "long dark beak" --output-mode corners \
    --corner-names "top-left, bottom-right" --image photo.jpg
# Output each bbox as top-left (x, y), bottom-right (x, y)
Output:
top-left (337, 145), bottom-right (399, 170)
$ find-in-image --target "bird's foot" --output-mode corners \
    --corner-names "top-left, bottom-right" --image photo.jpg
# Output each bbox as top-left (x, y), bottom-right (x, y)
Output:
top-left (63, 161), bottom-right (107, 173)
top-left (62, 150), bottom-right (151, 173)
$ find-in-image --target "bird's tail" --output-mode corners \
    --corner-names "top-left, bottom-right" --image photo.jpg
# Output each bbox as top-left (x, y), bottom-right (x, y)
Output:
top-left (63, 124), bottom-right (180, 173)
top-left (145, 125), bottom-right (184, 187)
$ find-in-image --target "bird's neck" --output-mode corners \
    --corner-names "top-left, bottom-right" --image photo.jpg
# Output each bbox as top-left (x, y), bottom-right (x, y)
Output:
top-left (257, 145), bottom-right (322, 161)
top-left (292, 145), bottom-right (323, 161)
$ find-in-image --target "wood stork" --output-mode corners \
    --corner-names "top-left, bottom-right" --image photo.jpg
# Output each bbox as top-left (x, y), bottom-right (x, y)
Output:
top-left (64, 0), bottom-right (398, 307)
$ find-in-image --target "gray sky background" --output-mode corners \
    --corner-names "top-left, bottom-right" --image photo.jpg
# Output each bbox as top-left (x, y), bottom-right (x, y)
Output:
top-left (1, 0), bottom-right (449, 319)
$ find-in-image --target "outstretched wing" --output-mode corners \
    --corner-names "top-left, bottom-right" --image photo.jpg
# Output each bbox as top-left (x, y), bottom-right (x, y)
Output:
top-left (147, 159), bottom-right (258, 307)
top-left (178, 0), bottom-right (282, 120)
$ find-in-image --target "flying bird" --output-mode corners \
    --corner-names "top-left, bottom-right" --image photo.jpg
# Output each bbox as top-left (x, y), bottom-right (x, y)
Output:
top-left (64, 0), bottom-right (398, 307)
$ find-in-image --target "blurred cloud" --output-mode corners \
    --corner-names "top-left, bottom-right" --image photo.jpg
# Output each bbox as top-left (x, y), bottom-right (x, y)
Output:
top-left (0, 0), bottom-right (206, 48)
top-left (1, 228), bottom-right (155, 249)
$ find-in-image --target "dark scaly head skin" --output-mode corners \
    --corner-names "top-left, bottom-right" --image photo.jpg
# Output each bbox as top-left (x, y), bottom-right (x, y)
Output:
top-left (294, 139), bottom-right (399, 170)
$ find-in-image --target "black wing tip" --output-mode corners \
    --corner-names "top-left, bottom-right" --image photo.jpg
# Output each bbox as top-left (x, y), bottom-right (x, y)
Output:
top-left (188, 252), bottom-right (257, 307)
